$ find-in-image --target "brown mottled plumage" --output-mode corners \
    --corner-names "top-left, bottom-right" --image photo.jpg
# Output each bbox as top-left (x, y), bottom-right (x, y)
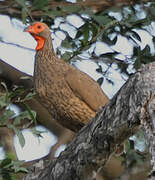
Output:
top-left (25, 22), bottom-right (109, 132)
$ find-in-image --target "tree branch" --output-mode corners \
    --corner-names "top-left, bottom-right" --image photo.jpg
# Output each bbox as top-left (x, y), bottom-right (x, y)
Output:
top-left (0, 0), bottom-right (154, 20)
top-left (143, 96), bottom-right (155, 175)
top-left (23, 62), bottom-right (155, 179)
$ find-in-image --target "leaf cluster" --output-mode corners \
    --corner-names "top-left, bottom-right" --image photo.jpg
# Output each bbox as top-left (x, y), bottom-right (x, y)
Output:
top-left (54, 4), bottom-right (154, 84)
top-left (0, 1), bottom-right (155, 85)
top-left (0, 82), bottom-right (46, 179)
top-left (0, 83), bottom-right (39, 148)
top-left (0, 157), bottom-right (28, 180)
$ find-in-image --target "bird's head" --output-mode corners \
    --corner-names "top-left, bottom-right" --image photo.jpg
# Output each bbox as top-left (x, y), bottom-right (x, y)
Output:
top-left (24, 22), bottom-right (51, 51)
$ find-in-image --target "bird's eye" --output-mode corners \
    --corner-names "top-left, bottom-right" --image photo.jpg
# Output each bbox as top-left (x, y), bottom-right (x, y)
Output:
top-left (37, 25), bottom-right (41, 29)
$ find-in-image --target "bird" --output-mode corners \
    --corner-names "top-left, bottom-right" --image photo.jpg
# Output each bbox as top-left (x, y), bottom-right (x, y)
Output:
top-left (25, 22), bottom-right (109, 132)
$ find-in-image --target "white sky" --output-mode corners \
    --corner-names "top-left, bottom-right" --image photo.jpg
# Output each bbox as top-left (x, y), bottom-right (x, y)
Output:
top-left (0, 14), bottom-right (154, 161)
top-left (14, 126), bottom-right (57, 161)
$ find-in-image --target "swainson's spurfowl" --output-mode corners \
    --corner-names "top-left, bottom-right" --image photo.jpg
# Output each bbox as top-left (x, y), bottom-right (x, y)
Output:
top-left (25, 22), bottom-right (109, 132)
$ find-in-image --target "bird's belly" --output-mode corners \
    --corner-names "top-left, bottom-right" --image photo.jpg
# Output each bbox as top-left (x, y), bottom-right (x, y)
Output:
top-left (36, 85), bottom-right (95, 132)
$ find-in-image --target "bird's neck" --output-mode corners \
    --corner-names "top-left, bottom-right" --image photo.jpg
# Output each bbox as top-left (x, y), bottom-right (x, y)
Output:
top-left (35, 33), bottom-right (58, 62)
top-left (34, 33), bottom-right (58, 73)
top-left (34, 33), bottom-right (53, 52)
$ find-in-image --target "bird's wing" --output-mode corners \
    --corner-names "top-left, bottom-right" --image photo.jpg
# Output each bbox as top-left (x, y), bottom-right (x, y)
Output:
top-left (64, 68), bottom-right (109, 112)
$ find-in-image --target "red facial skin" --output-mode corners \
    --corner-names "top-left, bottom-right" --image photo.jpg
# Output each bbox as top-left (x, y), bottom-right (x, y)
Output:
top-left (25, 22), bottom-right (46, 51)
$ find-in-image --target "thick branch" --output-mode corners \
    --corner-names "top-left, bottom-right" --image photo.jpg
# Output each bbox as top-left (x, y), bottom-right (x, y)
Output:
top-left (0, 0), bottom-right (154, 20)
top-left (143, 96), bottom-right (155, 174)
top-left (24, 63), bottom-right (155, 179)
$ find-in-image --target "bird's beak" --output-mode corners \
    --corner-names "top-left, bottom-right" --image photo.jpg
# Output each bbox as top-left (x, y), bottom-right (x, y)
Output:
top-left (24, 25), bottom-right (35, 34)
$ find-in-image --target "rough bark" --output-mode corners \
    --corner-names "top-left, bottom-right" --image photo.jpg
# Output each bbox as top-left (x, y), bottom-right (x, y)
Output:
top-left (23, 62), bottom-right (155, 179)
top-left (0, 59), bottom-right (124, 179)
top-left (142, 93), bottom-right (155, 175)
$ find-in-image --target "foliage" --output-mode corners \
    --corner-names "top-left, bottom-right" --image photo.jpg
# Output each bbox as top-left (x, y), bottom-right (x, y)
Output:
top-left (0, 0), bottom-right (154, 178)
top-left (0, 81), bottom-right (47, 179)
top-left (0, 82), bottom-right (46, 179)
top-left (53, 4), bottom-right (155, 82)
top-left (0, 82), bottom-right (38, 148)
top-left (0, 1), bottom-right (154, 85)
top-left (0, 157), bottom-right (28, 180)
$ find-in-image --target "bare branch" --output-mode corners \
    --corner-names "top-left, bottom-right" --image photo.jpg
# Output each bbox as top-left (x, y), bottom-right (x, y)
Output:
top-left (0, 40), bottom-right (34, 52)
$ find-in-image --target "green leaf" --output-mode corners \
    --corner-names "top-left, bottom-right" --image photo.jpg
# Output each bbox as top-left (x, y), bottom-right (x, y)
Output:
top-left (133, 18), bottom-right (150, 27)
top-left (0, 159), bottom-right (28, 179)
top-left (62, 5), bottom-right (81, 13)
top-left (14, 166), bottom-right (28, 173)
top-left (6, 152), bottom-right (17, 161)
top-left (83, 26), bottom-right (89, 45)
top-left (62, 52), bottom-right (72, 61)
top-left (24, 104), bottom-right (37, 126)
top-left (131, 31), bottom-right (141, 42)
top-left (31, 128), bottom-right (46, 138)
top-left (0, 83), bottom-right (10, 108)
top-left (142, 45), bottom-right (151, 55)
top-left (75, 31), bottom-right (82, 39)
top-left (23, 92), bottom-right (36, 101)
top-left (8, 125), bottom-right (25, 147)
top-left (79, 8), bottom-right (94, 17)
top-left (32, 0), bottom-right (49, 10)
top-left (106, 78), bottom-right (114, 85)
top-left (129, 139), bottom-right (135, 150)
top-left (79, 23), bottom-right (91, 45)
top-left (82, 44), bottom-right (91, 51)
top-left (15, 0), bottom-right (29, 23)
top-left (93, 15), bottom-right (104, 25)
top-left (133, 46), bottom-right (140, 56)
top-left (100, 52), bottom-right (118, 58)
top-left (0, 109), bottom-right (15, 124)
top-left (97, 77), bottom-right (104, 86)
top-left (8, 86), bottom-right (25, 99)
top-left (96, 65), bottom-right (103, 73)
top-left (20, 76), bottom-right (32, 80)
top-left (111, 36), bottom-right (117, 44)
top-left (22, 8), bottom-right (28, 24)
top-left (134, 56), bottom-right (141, 70)
top-left (93, 15), bottom-right (112, 26)
top-left (11, 160), bottom-right (28, 173)
top-left (1, 82), bottom-right (8, 92)
top-left (61, 39), bottom-right (72, 49)
top-left (0, 158), bottom-right (12, 168)
top-left (0, 95), bottom-right (8, 108)
top-left (91, 24), bottom-right (98, 37)
top-left (102, 34), bottom-right (113, 45)
top-left (45, 10), bottom-right (63, 18)
top-left (15, 0), bottom-right (26, 7)
top-left (13, 111), bottom-right (30, 125)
